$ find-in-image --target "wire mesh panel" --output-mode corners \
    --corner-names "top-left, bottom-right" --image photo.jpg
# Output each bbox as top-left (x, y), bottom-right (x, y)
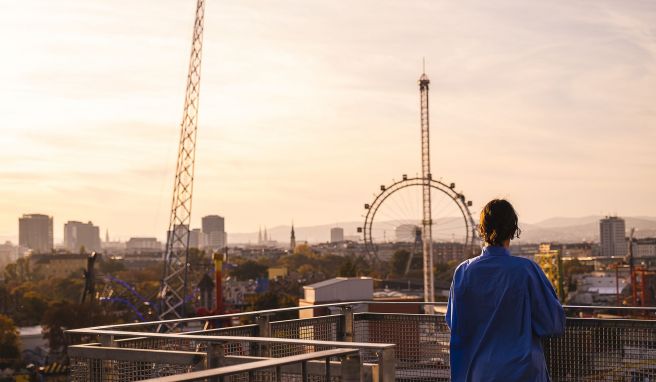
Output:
top-left (192, 324), bottom-right (258, 355)
top-left (117, 337), bottom-right (198, 352)
top-left (270, 315), bottom-right (344, 357)
top-left (68, 357), bottom-right (198, 382)
top-left (354, 313), bottom-right (450, 381)
top-left (220, 369), bottom-right (340, 382)
top-left (543, 318), bottom-right (656, 381)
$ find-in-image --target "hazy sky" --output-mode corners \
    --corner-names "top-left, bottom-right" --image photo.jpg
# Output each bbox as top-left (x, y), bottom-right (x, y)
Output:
top-left (1, 0), bottom-right (655, 242)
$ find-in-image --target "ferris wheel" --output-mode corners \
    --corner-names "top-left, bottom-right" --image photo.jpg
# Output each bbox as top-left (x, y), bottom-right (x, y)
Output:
top-left (359, 174), bottom-right (480, 265)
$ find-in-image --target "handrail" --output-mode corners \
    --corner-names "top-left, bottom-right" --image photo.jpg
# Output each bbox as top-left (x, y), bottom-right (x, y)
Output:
top-left (138, 348), bottom-right (359, 382)
top-left (74, 300), bottom-right (656, 333)
top-left (67, 329), bottom-right (396, 351)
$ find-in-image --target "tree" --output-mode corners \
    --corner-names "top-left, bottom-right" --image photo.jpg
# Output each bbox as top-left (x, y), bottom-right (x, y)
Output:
top-left (293, 244), bottom-right (315, 257)
top-left (14, 291), bottom-right (48, 326)
top-left (0, 314), bottom-right (20, 368)
top-left (338, 258), bottom-right (357, 277)
top-left (251, 292), bottom-right (297, 320)
top-left (229, 260), bottom-right (267, 281)
top-left (99, 258), bottom-right (126, 274)
top-left (42, 301), bottom-right (109, 352)
top-left (390, 250), bottom-right (411, 276)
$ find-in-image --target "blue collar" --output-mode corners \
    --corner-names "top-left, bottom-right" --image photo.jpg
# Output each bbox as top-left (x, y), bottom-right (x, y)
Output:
top-left (481, 246), bottom-right (511, 257)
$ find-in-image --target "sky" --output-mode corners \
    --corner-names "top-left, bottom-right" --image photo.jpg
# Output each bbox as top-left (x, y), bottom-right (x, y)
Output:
top-left (0, 0), bottom-right (655, 242)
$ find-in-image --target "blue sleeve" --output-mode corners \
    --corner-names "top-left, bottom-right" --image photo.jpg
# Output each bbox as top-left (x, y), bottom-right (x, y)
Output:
top-left (446, 277), bottom-right (455, 330)
top-left (446, 264), bottom-right (465, 330)
top-left (528, 261), bottom-right (565, 337)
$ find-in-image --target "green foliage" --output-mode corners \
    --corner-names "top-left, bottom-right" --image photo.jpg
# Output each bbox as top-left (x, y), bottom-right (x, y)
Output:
top-left (338, 258), bottom-right (357, 277)
top-left (99, 258), bottom-right (126, 274)
top-left (435, 260), bottom-right (460, 286)
top-left (3, 258), bottom-right (33, 283)
top-left (390, 250), bottom-right (411, 276)
top-left (12, 291), bottom-right (48, 326)
top-left (251, 291), bottom-right (297, 320)
top-left (41, 301), bottom-right (111, 352)
top-left (229, 260), bottom-right (268, 281)
top-left (0, 314), bottom-right (20, 368)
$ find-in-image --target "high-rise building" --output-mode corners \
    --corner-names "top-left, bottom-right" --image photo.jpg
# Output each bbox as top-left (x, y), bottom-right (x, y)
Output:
top-left (202, 215), bottom-right (226, 250)
top-left (330, 227), bottom-right (344, 243)
top-left (18, 214), bottom-right (53, 253)
top-left (166, 224), bottom-right (190, 250)
top-left (600, 216), bottom-right (627, 257)
top-left (189, 228), bottom-right (205, 249)
top-left (64, 221), bottom-right (101, 252)
top-left (395, 224), bottom-right (421, 243)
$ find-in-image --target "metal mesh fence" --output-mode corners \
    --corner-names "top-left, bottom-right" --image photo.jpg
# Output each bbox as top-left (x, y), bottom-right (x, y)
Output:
top-left (354, 313), bottom-right (450, 381)
top-left (68, 358), bottom-right (198, 382)
top-left (354, 313), bottom-right (656, 382)
top-left (543, 318), bottom-right (656, 381)
top-left (68, 308), bottom-right (656, 381)
top-left (270, 315), bottom-right (343, 357)
top-left (190, 324), bottom-right (258, 355)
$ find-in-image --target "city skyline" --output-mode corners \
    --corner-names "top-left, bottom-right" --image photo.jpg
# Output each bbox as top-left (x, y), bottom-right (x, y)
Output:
top-left (1, 0), bottom-right (655, 241)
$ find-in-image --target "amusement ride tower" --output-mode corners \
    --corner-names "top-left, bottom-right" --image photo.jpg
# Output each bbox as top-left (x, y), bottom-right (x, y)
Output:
top-left (160, 0), bottom-right (206, 323)
top-left (418, 70), bottom-right (435, 311)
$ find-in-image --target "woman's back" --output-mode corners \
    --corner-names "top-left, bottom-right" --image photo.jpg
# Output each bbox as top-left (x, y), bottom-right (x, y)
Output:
top-left (446, 199), bottom-right (565, 382)
top-left (447, 246), bottom-right (564, 381)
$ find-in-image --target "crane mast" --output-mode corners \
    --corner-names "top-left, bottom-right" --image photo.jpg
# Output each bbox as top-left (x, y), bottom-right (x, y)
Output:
top-left (160, 0), bottom-right (206, 323)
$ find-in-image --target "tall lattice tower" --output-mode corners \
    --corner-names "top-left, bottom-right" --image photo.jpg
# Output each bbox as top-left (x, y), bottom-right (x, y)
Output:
top-left (419, 69), bottom-right (435, 312)
top-left (160, 0), bottom-right (206, 322)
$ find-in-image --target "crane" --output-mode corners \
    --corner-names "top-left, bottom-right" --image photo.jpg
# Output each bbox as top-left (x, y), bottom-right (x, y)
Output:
top-left (159, 0), bottom-right (206, 325)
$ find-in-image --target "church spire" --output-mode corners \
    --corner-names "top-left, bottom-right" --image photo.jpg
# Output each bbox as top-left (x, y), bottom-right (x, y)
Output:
top-left (290, 221), bottom-right (296, 252)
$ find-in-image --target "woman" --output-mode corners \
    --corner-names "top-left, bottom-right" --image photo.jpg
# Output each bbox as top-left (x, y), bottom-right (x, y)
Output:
top-left (446, 199), bottom-right (565, 381)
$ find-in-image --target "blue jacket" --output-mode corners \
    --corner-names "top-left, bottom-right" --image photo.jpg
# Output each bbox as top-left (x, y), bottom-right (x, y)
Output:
top-left (446, 246), bottom-right (565, 382)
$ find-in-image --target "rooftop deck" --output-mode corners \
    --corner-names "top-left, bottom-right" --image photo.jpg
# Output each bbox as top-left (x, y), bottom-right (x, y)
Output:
top-left (67, 302), bottom-right (656, 381)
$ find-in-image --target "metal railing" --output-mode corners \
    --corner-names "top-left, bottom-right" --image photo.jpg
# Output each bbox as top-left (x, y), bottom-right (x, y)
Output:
top-left (68, 301), bottom-right (656, 381)
top-left (138, 348), bottom-right (362, 382)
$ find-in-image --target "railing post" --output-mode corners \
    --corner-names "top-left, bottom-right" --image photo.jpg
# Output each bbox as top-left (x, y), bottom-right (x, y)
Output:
top-left (89, 335), bottom-right (116, 382)
top-left (378, 348), bottom-right (395, 382)
top-left (341, 353), bottom-right (363, 382)
top-left (206, 342), bottom-right (225, 382)
top-left (255, 314), bottom-right (271, 357)
top-left (340, 305), bottom-right (354, 342)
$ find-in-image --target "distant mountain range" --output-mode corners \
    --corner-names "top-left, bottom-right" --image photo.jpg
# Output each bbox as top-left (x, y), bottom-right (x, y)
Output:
top-left (228, 216), bottom-right (656, 245)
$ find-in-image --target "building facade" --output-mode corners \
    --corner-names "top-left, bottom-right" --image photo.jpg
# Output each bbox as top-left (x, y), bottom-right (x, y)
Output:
top-left (330, 227), bottom-right (344, 243)
top-left (29, 253), bottom-right (88, 279)
top-left (633, 238), bottom-right (656, 258)
top-left (64, 221), bottom-right (101, 252)
top-left (18, 214), bottom-right (53, 253)
top-left (202, 215), bottom-right (226, 250)
top-left (126, 237), bottom-right (162, 253)
top-left (600, 216), bottom-right (627, 257)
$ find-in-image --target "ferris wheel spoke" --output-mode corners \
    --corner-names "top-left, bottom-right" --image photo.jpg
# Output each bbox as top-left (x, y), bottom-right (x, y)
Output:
top-left (365, 180), bottom-right (476, 259)
top-left (431, 220), bottom-right (467, 230)
top-left (430, 191), bottom-right (453, 218)
top-left (432, 197), bottom-right (460, 220)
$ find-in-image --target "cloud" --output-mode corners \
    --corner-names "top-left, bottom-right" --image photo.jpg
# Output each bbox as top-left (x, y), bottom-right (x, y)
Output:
top-left (0, 0), bottom-right (654, 240)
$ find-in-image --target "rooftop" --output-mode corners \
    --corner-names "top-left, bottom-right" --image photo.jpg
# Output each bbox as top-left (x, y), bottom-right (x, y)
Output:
top-left (67, 301), bottom-right (656, 381)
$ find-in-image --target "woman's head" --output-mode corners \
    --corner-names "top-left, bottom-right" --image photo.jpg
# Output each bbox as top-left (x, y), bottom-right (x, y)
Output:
top-left (479, 199), bottom-right (521, 246)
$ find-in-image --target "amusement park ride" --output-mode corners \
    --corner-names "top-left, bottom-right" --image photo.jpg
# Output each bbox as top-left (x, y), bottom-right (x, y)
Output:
top-left (359, 65), bottom-right (479, 310)
top-left (90, 0), bottom-right (482, 323)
